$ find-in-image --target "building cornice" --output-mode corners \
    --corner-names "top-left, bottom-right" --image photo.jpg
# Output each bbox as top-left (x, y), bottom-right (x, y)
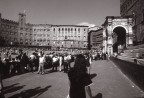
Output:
top-left (88, 28), bottom-right (103, 33)
top-left (51, 25), bottom-right (88, 27)
top-left (32, 24), bottom-right (52, 26)
top-left (1, 18), bottom-right (18, 25)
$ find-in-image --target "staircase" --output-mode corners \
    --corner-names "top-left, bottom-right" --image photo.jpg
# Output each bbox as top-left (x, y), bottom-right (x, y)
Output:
top-left (117, 44), bottom-right (144, 66)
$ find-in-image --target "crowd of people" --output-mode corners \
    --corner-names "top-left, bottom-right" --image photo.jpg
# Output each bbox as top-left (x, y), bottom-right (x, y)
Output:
top-left (0, 46), bottom-right (110, 98)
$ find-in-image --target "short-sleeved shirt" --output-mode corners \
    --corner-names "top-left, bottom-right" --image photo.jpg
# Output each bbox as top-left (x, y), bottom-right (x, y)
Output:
top-left (68, 68), bottom-right (93, 98)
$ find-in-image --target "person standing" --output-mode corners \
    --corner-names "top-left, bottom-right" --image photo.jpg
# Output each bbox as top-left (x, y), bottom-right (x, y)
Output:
top-left (17, 49), bottom-right (25, 73)
top-left (63, 54), bottom-right (68, 73)
top-left (106, 52), bottom-right (110, 61)
top-left (21, 53), bottom-right (29, 72)
top-left (59, 54), bottom-right (63, 71)
top-left (52, 55), bottom-right (58, 72)
top-left (3, 53), bottom-right (10, 76)
top-left (29, 52), bottom-right (36, 72)
top-left (37, 52), bottom-right (45, 75)
top-left (67, 54), bottom-right (93, 98)
top-left (85, 53), bottom-right (92, 75)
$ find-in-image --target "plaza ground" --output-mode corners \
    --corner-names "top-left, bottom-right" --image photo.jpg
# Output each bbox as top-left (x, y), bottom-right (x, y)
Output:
top-left (3, 60), bottom-right (144, 98)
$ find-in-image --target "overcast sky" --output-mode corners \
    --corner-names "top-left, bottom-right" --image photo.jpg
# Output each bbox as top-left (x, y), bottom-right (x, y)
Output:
top-left (0, 0), bottom-right (120, 26)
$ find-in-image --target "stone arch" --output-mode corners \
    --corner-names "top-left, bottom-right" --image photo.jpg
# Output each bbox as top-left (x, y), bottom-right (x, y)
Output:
top-left (112, 26), bottom-right (127, 53)
top-left (102, 16), bottom-right (133, 55)
top-left (112, 25), bottom-right (128, 34)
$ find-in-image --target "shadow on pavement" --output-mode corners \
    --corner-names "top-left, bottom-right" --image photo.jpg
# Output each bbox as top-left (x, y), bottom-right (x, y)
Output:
top-left (90, 73), bottom-right (97, 79)
top-left (8, 85), bottom-right (51, 98)
top-left (93, 93), bottom-right (102, 98)
top-left (111, 57), bottom-right (144, 91)
top-left (45, 70), bottom-right (55, 74)
top-left (3, 83), bottom-right (20, 91)
top-left (3, 83), bottom-right (25, 94)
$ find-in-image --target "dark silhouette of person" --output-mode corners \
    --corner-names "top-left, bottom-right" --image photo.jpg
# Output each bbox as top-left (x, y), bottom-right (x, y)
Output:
top-left (67, 54), bottom-right (93, 98)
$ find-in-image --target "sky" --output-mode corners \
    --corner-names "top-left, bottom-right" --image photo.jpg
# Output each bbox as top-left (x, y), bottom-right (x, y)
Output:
top-left (0, 0), bottom-right (120, 26)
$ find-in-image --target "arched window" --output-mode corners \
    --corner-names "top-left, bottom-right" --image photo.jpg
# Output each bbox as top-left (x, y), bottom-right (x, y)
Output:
top-left (53, 28), bottom-right (55, 32)
top-left (68, 28), bottom-right (70, 32)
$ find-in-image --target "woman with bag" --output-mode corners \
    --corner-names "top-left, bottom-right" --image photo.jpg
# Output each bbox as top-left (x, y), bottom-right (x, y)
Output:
top-left (67, 54), bottom-right (93, 98)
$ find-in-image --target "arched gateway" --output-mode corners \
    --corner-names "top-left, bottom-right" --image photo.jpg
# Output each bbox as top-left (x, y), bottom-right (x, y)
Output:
top-left (102, 16), bottom-right (134, 55)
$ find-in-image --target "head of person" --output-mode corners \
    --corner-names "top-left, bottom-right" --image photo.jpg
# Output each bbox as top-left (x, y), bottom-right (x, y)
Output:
top-left (19, 49), bottom-right (23, 54)
top-left (23, 52), bottom-right (27, 56)
top-left (40, 51), bottom-right (44, 57)
top-left (73, 54), bottom-right (87, 74)
top-left (32, 52), bottom-right (35, 55)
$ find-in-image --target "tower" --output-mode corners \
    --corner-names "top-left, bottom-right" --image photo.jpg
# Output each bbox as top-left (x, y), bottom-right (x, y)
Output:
top-left (18, 12), bottom-right (26, 27)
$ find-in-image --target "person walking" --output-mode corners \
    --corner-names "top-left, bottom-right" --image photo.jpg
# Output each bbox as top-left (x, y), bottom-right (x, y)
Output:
top-left (67, 54), bottom-right (93, 98)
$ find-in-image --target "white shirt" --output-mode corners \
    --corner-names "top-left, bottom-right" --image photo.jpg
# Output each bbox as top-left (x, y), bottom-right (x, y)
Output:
top-left (30, 54), bottom-right (36, 60)
top-left (39, 56), bottom-right (45, 63)
top-left (53, 57), bottom-right (58, 63)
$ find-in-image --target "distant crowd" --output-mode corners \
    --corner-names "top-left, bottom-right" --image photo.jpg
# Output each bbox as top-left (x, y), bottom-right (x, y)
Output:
top-left (0, 46), bottom-right (109, 76)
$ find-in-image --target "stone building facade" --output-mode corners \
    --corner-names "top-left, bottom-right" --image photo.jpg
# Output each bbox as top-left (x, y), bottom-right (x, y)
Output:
top-left (0, 12), bottom-right (89, 49)
top-left (32, 24), bottom-right (52, 46)
top-left (51, 25), bottom-right (88, 49)
top-left (88, 28), bottom-right (103, 50)
top-left (0, 13), bottom-right (19, 46)
top-left (120, 0), bottom-right (144, 44)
